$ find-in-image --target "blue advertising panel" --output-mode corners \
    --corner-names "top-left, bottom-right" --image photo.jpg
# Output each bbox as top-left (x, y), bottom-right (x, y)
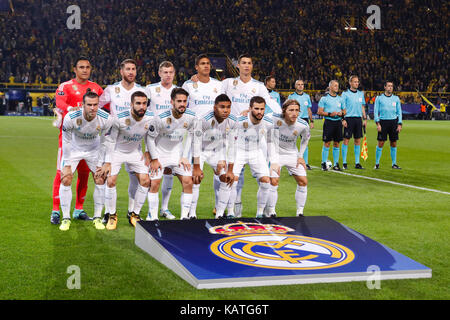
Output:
top-left (135, 217), bottom-right (431, 289)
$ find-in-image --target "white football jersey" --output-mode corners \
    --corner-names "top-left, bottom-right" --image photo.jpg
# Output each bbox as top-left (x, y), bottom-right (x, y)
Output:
top-left (61, 108), bottom-right (114, 161)
top-left (221, 77), bottom-right (282, 116)
top-left (193, 111), bottom-right (238, 163)
top-left (268, 114), bottom-right (310, 162)
top-left (104, 109), bottom-right (154, 162)
top-left (234, 114), bottom-right (273, 154)
top-left (147, 109), bottom-right (196, 164)
top-left (99, 82), bottom-right (146, 116)
top-left (182, 77), bottom-right (222, 119)
top-left (145, 82), bottom-right (178, 116)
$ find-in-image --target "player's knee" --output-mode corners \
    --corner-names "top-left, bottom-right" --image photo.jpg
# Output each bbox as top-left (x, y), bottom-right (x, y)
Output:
top-left (297, 177), bottom-right (308, 187)
top-left (139, 175), bottom-right (150, 188)
top-left (61, 173), bottom-right (73, 186)
top-left (150, 179), bottom-right (161, 192)
top-left (94, 176), bottom-right (105, 185)
top-left (107, 177), bottom-right (116, 188)
top-left (182, 176), bottom-right (193, 193)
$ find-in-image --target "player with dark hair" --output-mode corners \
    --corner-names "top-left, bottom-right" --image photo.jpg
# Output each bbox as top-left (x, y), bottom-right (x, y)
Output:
top-left (374, 81), bottom-right (403, 169)
top-left (145, 87), bottom-right (196, 220)
top-left (51, 57), bottom-right (103, 225)
top-left (192, 94), bottom-right (237, 219)
top-left (264, 75), bottom-right (281, 114)
top-left (228, 96), bottom-right (273, 218)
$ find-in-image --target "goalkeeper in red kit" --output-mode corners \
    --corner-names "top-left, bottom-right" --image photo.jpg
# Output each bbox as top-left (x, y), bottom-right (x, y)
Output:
top-left (50, 57), bottom-right (104, 224)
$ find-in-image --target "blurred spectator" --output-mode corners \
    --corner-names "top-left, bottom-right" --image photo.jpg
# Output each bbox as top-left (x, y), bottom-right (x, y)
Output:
top-left (0, 0), bottom-right (447, 92)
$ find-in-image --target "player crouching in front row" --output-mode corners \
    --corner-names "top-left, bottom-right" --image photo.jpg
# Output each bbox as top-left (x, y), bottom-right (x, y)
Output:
top-left (58, 91), bottom-right (114, 231)
top-left (101, 91), bottom-right (153, 229)
top-left (267, 100), bottom-right (311, 217)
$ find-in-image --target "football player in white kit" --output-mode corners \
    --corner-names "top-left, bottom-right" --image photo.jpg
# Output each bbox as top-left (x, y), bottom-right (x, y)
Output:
top-left (228, 96), bottom-right (273, 218)
top-left (191, 94), bottom-right (237, 219)
top-left (182, 54), bottom-right (224, 216)
top-left (58, 91), bottom-right (114, 231)
top-left (145, 61), bottom-right (178, 219)
top-left (267, 99), bottom-right (310, 217)
top-left (145, 88), bottom-right (196, 220)
top-left (99, 59), bottom-right (147, 222)
top-left (102, 91), bottom-right (153, 229)
top-left (221, 54), bottom-right (282, 217)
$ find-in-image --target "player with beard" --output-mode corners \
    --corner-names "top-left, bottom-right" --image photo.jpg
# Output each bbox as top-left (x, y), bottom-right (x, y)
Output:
top-left (99, 59), bottom-right (147, 222)
top-left (101, 91), bottom-right (153, 229)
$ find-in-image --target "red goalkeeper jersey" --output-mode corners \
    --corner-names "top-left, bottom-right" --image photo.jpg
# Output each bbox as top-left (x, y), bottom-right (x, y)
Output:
top-left (55, 79), bottom-right (103, 120)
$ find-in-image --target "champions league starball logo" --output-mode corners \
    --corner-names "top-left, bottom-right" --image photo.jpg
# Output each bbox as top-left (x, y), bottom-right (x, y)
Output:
top-left (209, 221), bottom-right (355, 270)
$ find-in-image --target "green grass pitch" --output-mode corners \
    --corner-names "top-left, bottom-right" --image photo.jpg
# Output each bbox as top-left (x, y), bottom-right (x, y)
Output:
top-left (0, 116), bottom-right (449, 300)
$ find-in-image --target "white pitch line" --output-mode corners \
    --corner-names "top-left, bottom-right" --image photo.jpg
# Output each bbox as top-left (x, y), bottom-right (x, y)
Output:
top-left (311, 166), bottom-right (450, 196)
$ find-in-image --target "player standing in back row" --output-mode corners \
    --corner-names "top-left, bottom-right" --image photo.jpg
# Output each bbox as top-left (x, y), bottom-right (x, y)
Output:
top-left (99, 59), bottom-right (147, 223)
top-left (51, 57), bottom-right (103, 225)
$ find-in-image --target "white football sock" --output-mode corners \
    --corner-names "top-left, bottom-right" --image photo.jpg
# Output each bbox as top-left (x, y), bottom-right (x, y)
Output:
top-left (189, 184), bottom-right (201, 218)
top-left (295, 185), bottom-right (308, 215)
top-left (213, 174), bottom-right (220, 208)
top-left (180, 192), bottom-right (193, 219)
top-left (59, 184), bottom-right (72, 220)
top-left (147, 192), bottom-right (159, 220)
top-left (227, 181), bottom-right (238, 216)
top-left (161, 174), bottom-right (173, 211)
top-left (133, 184), bottom-right (148, 215)
top-left (128, 172), bottom-right (138, 212)
top-left (216, 182), bottom-right (232, 218)
top-left (93, 183), bottom-right (106, 218)
top-left (266, 184), bottom-right (278, 215)
top-left (104, 185), bottom-right (117, 215)
top-left (256, 182), bottom-right (270, 216)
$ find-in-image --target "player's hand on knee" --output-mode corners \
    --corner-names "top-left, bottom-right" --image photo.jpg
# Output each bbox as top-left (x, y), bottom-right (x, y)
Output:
top-left (296, 157), bottom-right (306, 170)
top-left (150, 159), bottom-right (162, 176)
top-left (179, 157), bottom-right (191, 172)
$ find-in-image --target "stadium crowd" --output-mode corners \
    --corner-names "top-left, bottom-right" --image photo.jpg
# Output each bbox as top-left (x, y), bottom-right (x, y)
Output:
top-left (0, 0), bottom-right (448, 92)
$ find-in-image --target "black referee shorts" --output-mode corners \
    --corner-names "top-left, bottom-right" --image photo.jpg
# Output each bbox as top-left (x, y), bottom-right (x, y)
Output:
top-left (322, 119), bottom-right (343, 142)
top-left (377, 119), bottom-right (399, 142)
top-left (343, 117), bottom-right (363, 139)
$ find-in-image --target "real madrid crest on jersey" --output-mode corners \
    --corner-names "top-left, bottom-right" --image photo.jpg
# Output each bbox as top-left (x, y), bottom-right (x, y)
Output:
top-left (166, 117), bottom-right (172, 125)
top-left (252, 88), bottom-right (256, 93)
top-left (115, 87), bottom-right (120, 94)
top-left (125, 118), bottom-right (131, 126)
top-left (277, 120), bottom-right (282, 126)
top-left (183, 122), bottom-right (188, 129)
top-left (243, 122), bottom-right (248, 129)
top-left (213, 88), bottom-right (218, 93)
top-left (211, 119), bottom-right (215, 127)
top-left (156, 87), bottom-right (161, 95)
top-left (233, 79), bottom-right (238, 87)
top-left (144, 123), bottom-right (149, 130)
top-left (193, 82), bottom-right (198, 89)
top-left (96, 125), bottom-right (101, 132)
top-left (293, 130), bottom-right (298, 136)
top-left (76, 118), bottom-right (82, 126)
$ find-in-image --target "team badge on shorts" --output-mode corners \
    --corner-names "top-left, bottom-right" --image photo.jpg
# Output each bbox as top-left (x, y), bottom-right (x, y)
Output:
top-left (76, 119), bottom-right (82, 126)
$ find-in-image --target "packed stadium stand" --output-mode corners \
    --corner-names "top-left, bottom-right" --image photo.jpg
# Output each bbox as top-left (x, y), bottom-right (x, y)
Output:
top-left (0, 0), bottom-right (448, 115)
